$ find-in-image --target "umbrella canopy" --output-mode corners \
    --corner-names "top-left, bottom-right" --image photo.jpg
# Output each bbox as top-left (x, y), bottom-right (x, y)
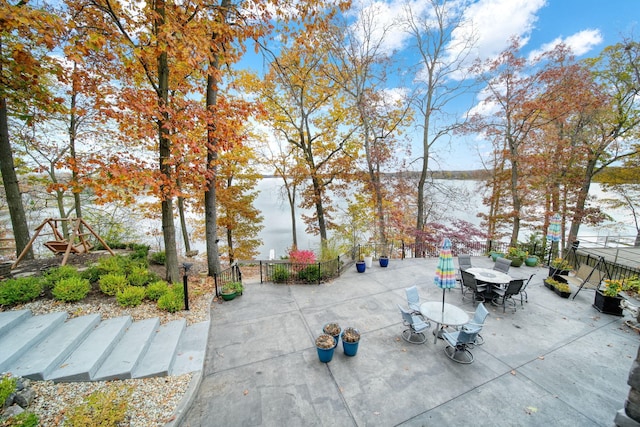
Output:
top-left (435, 238), bottom-right (457, 309)
top-left (546, 213), bottom-right (561, 242)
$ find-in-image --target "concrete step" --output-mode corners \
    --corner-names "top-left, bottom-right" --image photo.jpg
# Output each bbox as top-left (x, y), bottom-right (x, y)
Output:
top-left (0, 309), bottom-right (32, 338)
top-left (172, 320), bottom-right (210, 376)
top-left (0, 311), bottom-right (68, 372)
top-left (93, 317), bottom-right (160, 381)
top-left (4, 313), bottom-right (101, 380)
top-left (47, 316), bottom-right (132, 382)
top-left (0, 310), bottom-right (208, 383)
top-left (133, 318), bottom-right (186, 379)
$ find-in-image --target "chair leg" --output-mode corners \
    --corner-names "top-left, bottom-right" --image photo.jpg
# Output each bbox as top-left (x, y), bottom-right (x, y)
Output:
top-left (444, 344), bottom-right (474, 363)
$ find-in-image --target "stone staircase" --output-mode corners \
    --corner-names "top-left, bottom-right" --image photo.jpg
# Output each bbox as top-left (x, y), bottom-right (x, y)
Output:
top-left (0, 309), bottom-right (209, 382)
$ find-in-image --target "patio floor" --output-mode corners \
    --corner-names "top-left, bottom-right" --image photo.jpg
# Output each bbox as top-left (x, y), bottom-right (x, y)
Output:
top-left (175, 256), bottom-right (639, 427)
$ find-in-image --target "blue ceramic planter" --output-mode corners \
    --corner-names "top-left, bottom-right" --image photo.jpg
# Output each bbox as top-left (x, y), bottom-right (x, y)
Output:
top-left (356, 262), bottom-right (366, 273)
top-left (379, 257), bottom-right (389, 267)
top-left (317, 345), bottom-right (336, 362)
top-left (342, 340), bottom-right (359, 357)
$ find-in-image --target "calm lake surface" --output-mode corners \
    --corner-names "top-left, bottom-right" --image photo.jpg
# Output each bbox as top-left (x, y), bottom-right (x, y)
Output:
top-left (209, 178), bottom-right (636, 260)
top-left (13, 178), bottom-right (635, 261)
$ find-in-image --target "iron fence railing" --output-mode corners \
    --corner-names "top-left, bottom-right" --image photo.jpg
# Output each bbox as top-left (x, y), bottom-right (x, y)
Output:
top-left (259, 253), bottom-right (353, 285)
top-left (213, 263), bottom-right (242, 298)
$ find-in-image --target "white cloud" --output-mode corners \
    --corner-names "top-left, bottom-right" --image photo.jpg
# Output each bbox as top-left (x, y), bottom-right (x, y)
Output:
top-left (456, 0), bottom-right (547, 62)
top-left (527, 29), bottom-right (603, 60)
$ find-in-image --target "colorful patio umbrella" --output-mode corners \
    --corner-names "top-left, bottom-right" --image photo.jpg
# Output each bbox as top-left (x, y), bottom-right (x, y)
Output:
top-left (546, 213), bottom-right (561, 242)
top-left (434, 238), bottom-right (457, 312)
top-left (546, 213), bottom-right (562, 264)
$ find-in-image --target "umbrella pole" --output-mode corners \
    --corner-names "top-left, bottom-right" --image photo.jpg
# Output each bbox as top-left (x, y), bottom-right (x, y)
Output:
top-left (442, 289), bottom-right (445, 312)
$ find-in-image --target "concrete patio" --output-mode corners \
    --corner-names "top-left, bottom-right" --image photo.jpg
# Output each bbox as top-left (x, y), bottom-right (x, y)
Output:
top-left (175, 256), bottom-right (639, 426)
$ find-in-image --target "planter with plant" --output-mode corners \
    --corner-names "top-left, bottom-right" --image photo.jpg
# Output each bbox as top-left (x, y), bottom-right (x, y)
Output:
top-left (525, 255), bottom-right (539, 267)
top-left (315, 334), bottom-right (337, 363)
top-left (594, 279), bottom-right (624, 316)
top-left (341, 327), bottom-right (361, 356)
top-left (544, 277), bottom-right (571, 298)
top-left (379, 255), bottom-right (389, 267)
top-left (323, 322), bottom-right (342, 344)
top-left (220, 284), bottom-right (237, 301)
top-left (356, 257), bottom-right (366, 273)
top-left (505, 247), bottom-right (527, 268)
top-left (489, 251), bottom-right (505, 262)
top-left (549, 258), bottom-right (573, 278)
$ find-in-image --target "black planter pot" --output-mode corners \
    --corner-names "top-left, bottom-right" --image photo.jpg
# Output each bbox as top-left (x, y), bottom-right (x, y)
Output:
top-left (544, 279), bottom-right (570, 298)
top-left (593, 289), bottom-right (624, 316)
top-left (549, 267), bottom-right (570, 279)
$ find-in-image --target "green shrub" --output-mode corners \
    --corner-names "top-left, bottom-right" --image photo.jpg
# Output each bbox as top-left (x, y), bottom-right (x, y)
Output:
top-left (65, 385), bottom-right (131, 427)
top-left (95, 255), bottom-right (135, 276)
top-left (116, 286), bottom-right (146, 307)
top-left (127, 265), bottom-right (155, 287)
top-left (0, 375), bottom-right (17, 405)
top-left (145, 280), bottom-right (169, 301)
top-left (128, 243), bottom-right (150, 263)
top-left (98, 273), bottom-right (129, 296)
top-left (42, 265), bottom-right (80, 290)
top-left (149, 251), bottom-right (166, 265)
top-left (157, 286), bottom-right (184, 313)
top-left (3, 411), bottom-right (39, 426)
top-left (0, 277), bottom-right (43, 306)
top-left (271, 265), bottom-right (290, 283)
top-left (52, 277), bottom-right (91, 302)
top-left (298, 265), bottom-right (321, 283)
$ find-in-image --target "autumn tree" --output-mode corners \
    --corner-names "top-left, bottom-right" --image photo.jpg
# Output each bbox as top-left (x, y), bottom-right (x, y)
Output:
top-left (0, 0), bottom-right (65, 259)
top-left (326, 2), bottom-right (412, 253)
top-left (216, 143), bottom-right (264, 263)
top-left (257, 31), bottom-right (359, 249)
top-left (561, 41), bottom-right (640, 244)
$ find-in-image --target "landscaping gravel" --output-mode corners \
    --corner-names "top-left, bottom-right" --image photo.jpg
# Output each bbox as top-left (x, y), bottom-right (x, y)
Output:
top-left (2, 266), bottom-right (218, 426)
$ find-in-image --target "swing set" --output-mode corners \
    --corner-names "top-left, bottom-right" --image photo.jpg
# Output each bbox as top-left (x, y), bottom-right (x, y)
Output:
top-left (12, 218), bottom-right (114, 268)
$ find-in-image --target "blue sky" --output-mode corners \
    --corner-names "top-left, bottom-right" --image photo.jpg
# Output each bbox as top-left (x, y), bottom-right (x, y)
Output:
top-left (398, 0), bottom-right (640, 170)
top-left (247, 0), bottom-right (639, 171)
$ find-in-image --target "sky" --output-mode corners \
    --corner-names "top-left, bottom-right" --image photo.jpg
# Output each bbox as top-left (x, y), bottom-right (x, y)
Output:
top-left (244, 0), bottom-right (639, 172)
top-left (395, 0), bottom-right (639, 170)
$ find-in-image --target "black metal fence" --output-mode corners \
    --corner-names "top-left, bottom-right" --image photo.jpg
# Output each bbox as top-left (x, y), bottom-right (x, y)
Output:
top-left (259, 253), bottom-right (353, 285)
top-left (213, 263), bottom-right (242, 297)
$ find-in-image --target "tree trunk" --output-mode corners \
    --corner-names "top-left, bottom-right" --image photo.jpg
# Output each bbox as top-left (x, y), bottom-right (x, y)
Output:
top-left (177, 195), bottom-right (191, 253)
top-left (204, 66), bottom-right (222, 276)
top-left (0, 96), bottom-right (33, 260)
top-left (156, 0), bottom-right (179, 283)
top-left (311, 175), bottom-right (328, 245)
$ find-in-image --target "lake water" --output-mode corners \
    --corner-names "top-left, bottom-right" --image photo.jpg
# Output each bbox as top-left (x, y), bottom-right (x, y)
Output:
top-left (200, 177), bottom-right (636, 260)
top-left (14, 177), bottom-right (635, 260)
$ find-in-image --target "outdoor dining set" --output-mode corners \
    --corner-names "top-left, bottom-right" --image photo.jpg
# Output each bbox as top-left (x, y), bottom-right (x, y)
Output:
top-left (398, 244), bottom-right (534, 364)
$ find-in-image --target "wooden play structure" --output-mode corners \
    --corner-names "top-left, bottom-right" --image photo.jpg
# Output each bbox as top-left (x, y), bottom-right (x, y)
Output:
top-left (12, 218), bottom-right (114, 268)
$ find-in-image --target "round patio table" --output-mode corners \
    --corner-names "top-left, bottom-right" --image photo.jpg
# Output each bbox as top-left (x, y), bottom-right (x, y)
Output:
top-left (419, 302), bottom-right (469, 344)
top-left (465, 267), bottom-right (512, 284)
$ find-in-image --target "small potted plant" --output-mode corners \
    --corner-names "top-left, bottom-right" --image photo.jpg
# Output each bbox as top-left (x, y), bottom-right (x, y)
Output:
top-left (220, 284), bottom-right (236, 301)
top-left (525, 254), bottom-right (539, 267)
top-left (341, 327), bottom-right (361, 357)
top-left (505, 247), bottom-right (526, 267)
top-left (594, 279), bottom-right (624, 316)
top-left (323, 322), bottom-right (341, 344)
top-left (227, 281), bottom-right (244, 296)
top-left (549, 258), bottom-right (572, 278)
top-left (356, 255), bottom-right (366, 273)
top-left (378, 255), bottom-right (389, 267)
top-left (315, 334), bottom-right (337, 363)
top-left (543, 277), bottom-right (571, 298)
top-left (489, 250), bottom-right (505, 262)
